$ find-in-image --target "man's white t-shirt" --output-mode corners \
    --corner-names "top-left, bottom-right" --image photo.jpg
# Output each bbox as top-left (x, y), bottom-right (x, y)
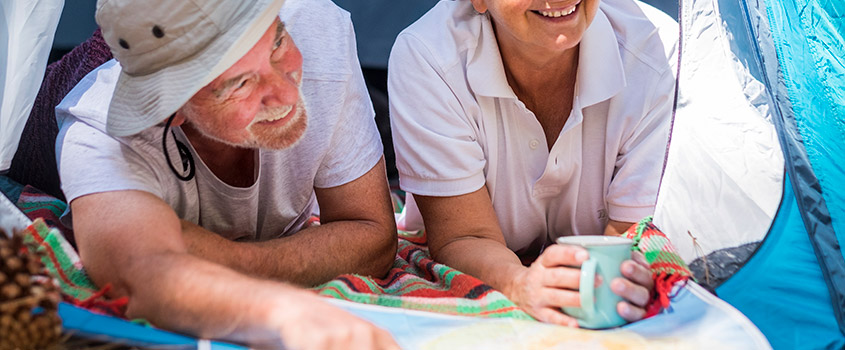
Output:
top-left (55, 0), bottom-right (382, 242)
top-left (389, 0), bottom-right (678, 257)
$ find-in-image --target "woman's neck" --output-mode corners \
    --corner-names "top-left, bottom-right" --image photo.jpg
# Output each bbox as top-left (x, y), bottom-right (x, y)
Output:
top-left (494, 25), bottom-right (579, 99)
top-left (493, 23), bottom-right (580, 150)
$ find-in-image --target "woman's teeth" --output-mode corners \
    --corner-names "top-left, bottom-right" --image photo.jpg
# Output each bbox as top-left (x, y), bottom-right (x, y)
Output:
top-left (539, 5), bottom-right (577, 18)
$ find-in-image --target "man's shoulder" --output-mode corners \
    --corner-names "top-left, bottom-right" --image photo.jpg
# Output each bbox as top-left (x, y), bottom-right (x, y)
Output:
top-left (281, 0), bottom-right (347, 18)
top-left (56, 59), bottom-right (121, 134)
top-left (56, 59), bottom-right (162, 165)
top-left (281, 0), bottom-right (356, 77)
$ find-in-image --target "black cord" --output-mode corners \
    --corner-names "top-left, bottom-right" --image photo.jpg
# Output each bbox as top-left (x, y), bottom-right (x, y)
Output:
top-left (162, 114), bottom-right (195, 181)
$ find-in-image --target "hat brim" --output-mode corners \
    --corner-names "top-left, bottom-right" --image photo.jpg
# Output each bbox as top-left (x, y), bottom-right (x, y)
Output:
top-left (106, 0), bottom-right (286, 137)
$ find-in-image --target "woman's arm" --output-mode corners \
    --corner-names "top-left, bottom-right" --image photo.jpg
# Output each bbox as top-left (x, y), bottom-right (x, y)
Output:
top-left (416, 186), bottom-right (654, 325)
top-left (415, 185), bottom-right (585, 326)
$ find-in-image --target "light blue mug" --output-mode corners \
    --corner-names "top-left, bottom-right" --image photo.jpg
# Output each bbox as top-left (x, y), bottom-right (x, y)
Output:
top-left (556, 235), bottom-right (633, 329)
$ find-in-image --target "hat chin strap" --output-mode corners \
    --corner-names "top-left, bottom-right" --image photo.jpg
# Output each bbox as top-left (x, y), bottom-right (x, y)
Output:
top-left (162, 114), bottom-right (196, 182)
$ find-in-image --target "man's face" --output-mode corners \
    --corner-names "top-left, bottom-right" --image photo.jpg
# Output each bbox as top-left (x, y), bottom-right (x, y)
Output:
top-left (472, 0), bottom-right (600, 53)
top-left (178, 19), bottom-right (307, 150)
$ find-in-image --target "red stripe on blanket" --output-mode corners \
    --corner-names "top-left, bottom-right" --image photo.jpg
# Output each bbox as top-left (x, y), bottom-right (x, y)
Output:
top-left (25, 223), bottom-right (82, 290)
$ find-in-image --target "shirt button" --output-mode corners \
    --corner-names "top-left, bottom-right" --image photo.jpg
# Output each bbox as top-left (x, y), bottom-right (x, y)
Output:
top-left (529, 139), bottom-right (539, 150)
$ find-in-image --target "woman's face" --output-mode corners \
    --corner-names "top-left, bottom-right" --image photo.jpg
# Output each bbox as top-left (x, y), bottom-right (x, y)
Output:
top-left (472, 0), bottom-right (600, 55)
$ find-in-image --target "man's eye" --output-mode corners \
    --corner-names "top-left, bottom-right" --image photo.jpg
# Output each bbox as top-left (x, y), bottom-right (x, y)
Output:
top-left (273, 36), bottom-right (284, 51)
top-left (227, 78), bottom-right (250, 96)
top-left (271, 34), bottom-right (287, 61)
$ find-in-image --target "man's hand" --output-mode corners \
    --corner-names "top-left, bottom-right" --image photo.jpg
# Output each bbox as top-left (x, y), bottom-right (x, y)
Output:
top-left (266, 292), bottom-right (399, 350)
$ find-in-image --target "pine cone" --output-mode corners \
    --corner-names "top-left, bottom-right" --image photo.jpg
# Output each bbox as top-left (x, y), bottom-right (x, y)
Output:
top-left (0, 228), bottom-right (62, 350)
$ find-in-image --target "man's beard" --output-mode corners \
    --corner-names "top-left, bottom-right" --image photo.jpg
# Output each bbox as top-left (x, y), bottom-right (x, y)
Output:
top-left (244, 97), bottom-right (308, 150)
top-left (190, 97), bottom-right (308, 150)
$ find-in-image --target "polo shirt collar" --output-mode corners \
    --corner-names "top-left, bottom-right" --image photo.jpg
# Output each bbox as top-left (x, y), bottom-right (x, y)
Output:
top-left (466, 7), bottom-right (626, 105)
top-left (466, 14), bottom-right (514, 98)
top-left (577, 7), bottom-right (626, 108)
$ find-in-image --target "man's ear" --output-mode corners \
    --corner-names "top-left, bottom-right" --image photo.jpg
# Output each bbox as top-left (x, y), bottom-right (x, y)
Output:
top-left (470, 0), bottom-right (488, 14)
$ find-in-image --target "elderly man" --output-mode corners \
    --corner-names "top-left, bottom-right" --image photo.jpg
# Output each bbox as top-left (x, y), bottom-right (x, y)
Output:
top-left (53, 0), bottom-right (398, 348)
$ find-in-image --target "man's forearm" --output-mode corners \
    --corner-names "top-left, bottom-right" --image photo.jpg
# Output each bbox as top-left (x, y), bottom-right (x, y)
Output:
top-left (182, 219), bottom-right (397, 286)
top-left (72, 190), bottom-right (398, 349)
top-left (119, 250), bottom-right (309, 345)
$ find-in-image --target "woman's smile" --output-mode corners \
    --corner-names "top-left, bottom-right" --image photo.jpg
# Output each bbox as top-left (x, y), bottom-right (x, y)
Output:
top-left (532, 0), bottom-right (581, 20)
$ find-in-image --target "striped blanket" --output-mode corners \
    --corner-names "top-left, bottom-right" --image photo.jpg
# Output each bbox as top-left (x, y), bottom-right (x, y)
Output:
top-left (315, 229), bottom-right (532, 319)
top-left (13, 184), bottom-right (690, 322)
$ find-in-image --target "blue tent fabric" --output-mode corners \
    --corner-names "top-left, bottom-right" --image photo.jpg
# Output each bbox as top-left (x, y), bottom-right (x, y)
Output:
top-left (59, 303), bottom-right (246, 349)
top-left (762, 0), bottom-right (845, 335)
top-left (768, 0), bottom-right (845, 242)
top-left (717, 174), bottom-right (845, 349)
top-left (703, 0), bottom-right (845, 347)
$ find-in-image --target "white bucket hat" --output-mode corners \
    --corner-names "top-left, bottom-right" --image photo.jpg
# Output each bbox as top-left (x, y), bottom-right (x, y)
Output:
top-left (96, 0), bottom-right (286, 137)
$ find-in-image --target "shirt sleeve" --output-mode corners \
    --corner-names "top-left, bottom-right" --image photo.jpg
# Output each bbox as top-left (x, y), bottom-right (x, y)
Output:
top-left (388, 33), bottom-right (487, 197)
top-left (312, 17), bottom-right (383, 189)
top-left (57, 119), bottom-right (163, 206)
top-left (606, 67), bottom-right (674, 223)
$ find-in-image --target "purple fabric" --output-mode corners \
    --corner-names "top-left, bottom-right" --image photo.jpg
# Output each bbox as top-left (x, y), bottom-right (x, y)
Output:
top-left (7, 29), bottom-right (112, 203)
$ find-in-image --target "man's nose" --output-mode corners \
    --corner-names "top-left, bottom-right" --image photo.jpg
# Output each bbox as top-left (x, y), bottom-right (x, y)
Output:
top-left (260, 68), bottom-right (300, 107)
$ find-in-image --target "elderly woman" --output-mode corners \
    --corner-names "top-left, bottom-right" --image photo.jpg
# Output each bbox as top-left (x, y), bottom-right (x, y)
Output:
top-left (389, 0), bottom-right (677, 326)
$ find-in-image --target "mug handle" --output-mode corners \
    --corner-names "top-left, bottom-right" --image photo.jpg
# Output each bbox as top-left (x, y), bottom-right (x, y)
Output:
top-left (579, 258), bottom-right (597, 319)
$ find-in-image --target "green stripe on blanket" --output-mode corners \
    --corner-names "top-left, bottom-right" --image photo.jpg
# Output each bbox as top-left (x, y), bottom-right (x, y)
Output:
top-left (314, 236), bottom-right (533, 320)
top-left (23, 219), bottom-right (99, 300)
top-left (623, 216), bottom-right (693, 317)
top-left (22, 219), bottom-right (132, 318)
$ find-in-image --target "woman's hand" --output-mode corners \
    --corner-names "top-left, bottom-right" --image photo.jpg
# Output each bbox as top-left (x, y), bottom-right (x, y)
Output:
top-left (612, 251), bottom-right (653, 322)
top-left (506, 243), bottom-right (590, 327)
top-left (506, 245), bottom-right (654, 327)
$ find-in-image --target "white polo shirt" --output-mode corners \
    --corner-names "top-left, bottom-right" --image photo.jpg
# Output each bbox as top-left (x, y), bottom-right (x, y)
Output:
top-left (389, 0), bottom-right (677, 257)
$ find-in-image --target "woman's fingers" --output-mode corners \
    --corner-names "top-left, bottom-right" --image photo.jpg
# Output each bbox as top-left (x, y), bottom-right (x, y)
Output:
top-left (540, 285), bottom-right (582, 309)
top-left (538, 244), bottom-right (589, 268)
top-left (617, 301), bottom-right (647, 322)
top-left (631, 251), bottom-right (649, 267)
top-left (542, 266), bottom-right (583, 289)
top-left (611, 276), bottom-right (650, 307)
top-left (534, 306), bottom-right (580, 327)
top-left (522, 245), bottom-right (658, 325)
top-left (621, 259), bottom-right (653, 289)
